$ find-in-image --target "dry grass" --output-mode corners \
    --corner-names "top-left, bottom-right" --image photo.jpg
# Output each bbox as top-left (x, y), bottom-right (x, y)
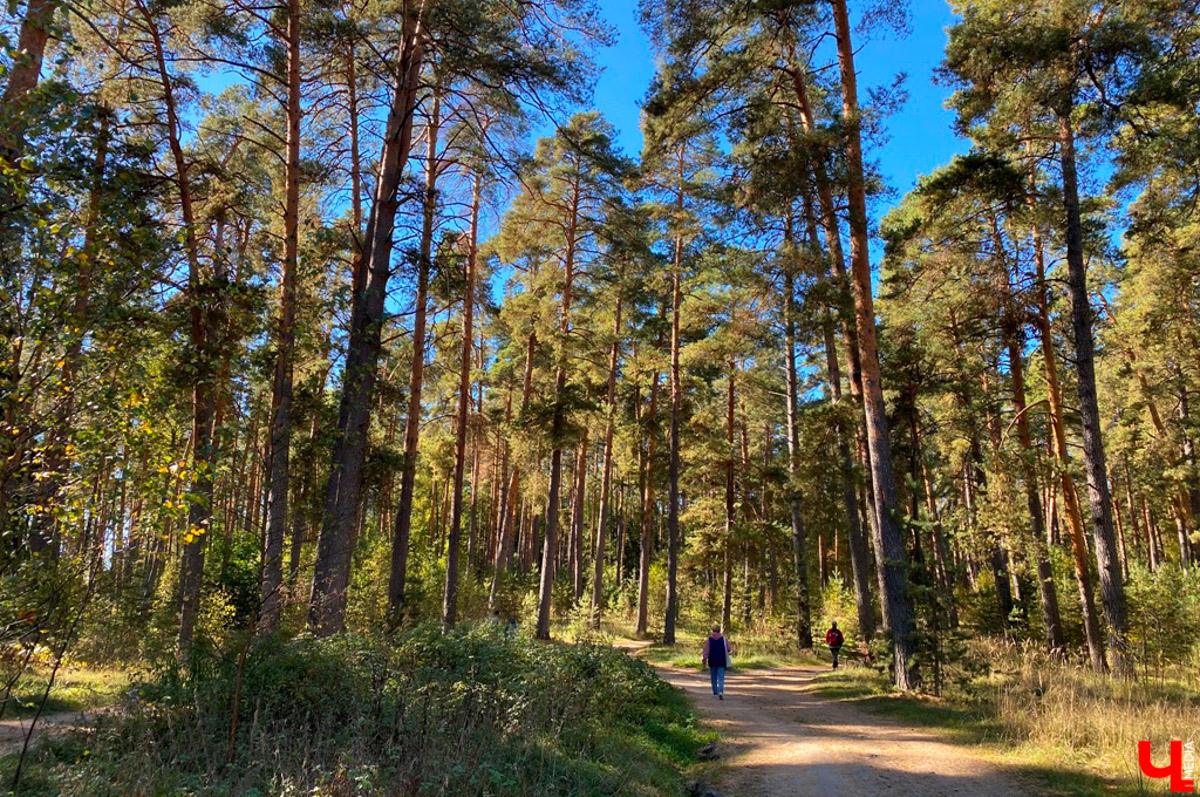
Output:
top-left (981, 639), bottom-right (1200, 791)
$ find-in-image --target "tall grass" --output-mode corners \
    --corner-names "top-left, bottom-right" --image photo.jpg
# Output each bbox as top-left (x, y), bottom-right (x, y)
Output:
top-left (8, 625), bottom-right (709, 796)
top-left (985, 639), bottom-right (1200, 789)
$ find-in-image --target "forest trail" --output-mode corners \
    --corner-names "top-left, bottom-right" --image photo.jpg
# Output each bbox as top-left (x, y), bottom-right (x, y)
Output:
top-left (654, 663), bottom-right (1037, 796)
top-left (0, 710), bottom-right (105, 754)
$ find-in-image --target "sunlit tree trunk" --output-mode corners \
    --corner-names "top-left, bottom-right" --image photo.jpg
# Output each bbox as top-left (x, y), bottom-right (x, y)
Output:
top-left (1058, 113), bottom-right (1127, 672)
top-left (443, 173), bottom-right (480, 626)
top-left (831, 0), bottom-right (918, 689)
top-left (591, 296), bottom-right (622, 621)
top-left (311, 2), bottom-right (426, 635)
top-left (259, 0), bottom-right (303, 634)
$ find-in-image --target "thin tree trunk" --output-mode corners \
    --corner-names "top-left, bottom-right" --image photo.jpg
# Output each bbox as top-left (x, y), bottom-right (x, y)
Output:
top-left (536, 179), bottom-right (580, 640)
top-left (805, 195), bottom-right (873, 641)
top-left (664, 150), bottom-right (685, 646)
top-left (636, 355), bottom-right (662, 637)
top-left (259, 0), bottom-right (302, 634)
top-left (143, 1), bottom-right (218, 655)
top-left (442, 174), bottom-right (479, 626)
top-left (721, 362), bottom-right (736, 633)
top-left (1003, 307), bottom-right (1063, 650)
top-left (569, 428), bottom-right (589, 604)
top-left (591, 297), bottom-right (622, 620)
top-left (1030, 191), bottom-right (1106, 672)
top-left (782, 254), bottom-right (812, 649)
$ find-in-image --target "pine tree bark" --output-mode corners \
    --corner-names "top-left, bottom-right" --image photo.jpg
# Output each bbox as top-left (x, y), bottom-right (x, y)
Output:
top-left (1058, 113), bottom-right (1128, 672)
top-left (591, 296), bottom-right (622, 620)
top-left (442, 174), bottom-right (480, 626)
top-left (310, 5), bottom-right (425, 635)
top-left (536, 178), bottom-right (580, 640)
top-left (831, 0), bottom-right (918, 689)
top-left (259, 0), bottom-right (302, 634)
top-left (783, 260), bottom-right (812, 649)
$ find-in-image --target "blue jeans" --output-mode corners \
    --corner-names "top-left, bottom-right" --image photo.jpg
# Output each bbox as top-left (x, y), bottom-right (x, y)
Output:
top-left (709, 666), bottom-right (726, 695)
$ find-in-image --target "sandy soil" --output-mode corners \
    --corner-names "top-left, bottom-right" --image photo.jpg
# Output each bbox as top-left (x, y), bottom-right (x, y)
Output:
top-left (656, 664), bottom-right (1040, 796)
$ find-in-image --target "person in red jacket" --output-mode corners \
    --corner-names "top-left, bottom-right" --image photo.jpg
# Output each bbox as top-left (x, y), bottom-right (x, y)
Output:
top-left (702, 626), bottom-right (732, 699)
top-left (825, 621), bottom-right (844, 669)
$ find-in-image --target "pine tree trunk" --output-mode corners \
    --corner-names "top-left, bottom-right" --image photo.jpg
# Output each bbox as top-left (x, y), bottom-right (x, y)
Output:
top-left (721, 362), bottom-right (736, 634)
top-left (831, 0), bottom-right (918, 690)
top-left (442, 174), bottom-right (480, 627)
top-left (386, 89), bottom-right (439, 627)
top-left (783, 262), bottom-right (812, 649)
top-left (1004, 314), bottom-right (1064, 650)
top-left (664, 145), bottom-right (688, 646)
top-left (259, 0), bottom-right (302, 634)
top-left (310, 9), bottom-right (425, 635)
top-left (1030, 197), bottom-right (1107, 672)
top-left (536, 182), bottom-right (580, 640)
top-left (636, 358), bottom-right (661, 637)
top-left (794, 79), bottom-right (876, 643)
top-left (591, 297), bottom-right (622, 620)
top-left (570, 429), bottom-right (589, 604)
top-left (1058, 113), bottom-right (1128, 672)
top-left (143, 1), bottom-right (218, 655)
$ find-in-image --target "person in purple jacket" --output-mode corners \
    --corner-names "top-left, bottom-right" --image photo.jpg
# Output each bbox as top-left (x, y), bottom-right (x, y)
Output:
top-left (701, 625), bottom-right (733, 699)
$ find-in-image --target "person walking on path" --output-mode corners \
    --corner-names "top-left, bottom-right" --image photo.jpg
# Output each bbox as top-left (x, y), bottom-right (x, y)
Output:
top-left (825, 621), bottom-right (844, 669)
top-left (702, 626), bottom-right (733, 699)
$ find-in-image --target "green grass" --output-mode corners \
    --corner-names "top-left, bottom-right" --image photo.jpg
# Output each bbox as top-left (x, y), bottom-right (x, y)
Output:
top-left (2, 666), bottom-right (130, 719)
top-left (6, 628), bottom-right (711, 796)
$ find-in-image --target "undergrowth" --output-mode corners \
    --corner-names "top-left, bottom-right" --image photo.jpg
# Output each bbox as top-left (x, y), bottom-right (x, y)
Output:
top-left (4, 625), bottom-right (709, 796)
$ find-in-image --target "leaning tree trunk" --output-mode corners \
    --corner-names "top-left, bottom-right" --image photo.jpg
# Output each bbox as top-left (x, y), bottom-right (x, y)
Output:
top-left (259, 0), bottom-right (302, 634)
top-left (793, 73), bottom-right (876, 643)
top-left (1029, 187), bottom-right (1107, 672)
top-left (831, 0), bottom-right (918, 690)
top-left (310, 9), bottom-right (425, 636)
top-left (1058, 113), bottom-right (1128, 673)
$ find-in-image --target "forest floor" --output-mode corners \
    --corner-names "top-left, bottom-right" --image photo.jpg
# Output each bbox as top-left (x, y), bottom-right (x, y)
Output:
top-left (655, 663), bottom-right (1046, 796)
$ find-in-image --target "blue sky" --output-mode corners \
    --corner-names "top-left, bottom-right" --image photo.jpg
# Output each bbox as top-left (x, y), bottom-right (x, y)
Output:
top-left (582, 0), bottom-right (970, 213)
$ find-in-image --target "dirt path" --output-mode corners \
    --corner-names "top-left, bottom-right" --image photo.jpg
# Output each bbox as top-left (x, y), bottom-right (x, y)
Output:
top-left (0, 710), bottom-right (107, 754)
top-left (655, 664), bottom-right (1037, 796)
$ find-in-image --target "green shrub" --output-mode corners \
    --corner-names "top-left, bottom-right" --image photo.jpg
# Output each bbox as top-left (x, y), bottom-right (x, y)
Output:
top-left (11, 626), bottom-right (705, 796)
